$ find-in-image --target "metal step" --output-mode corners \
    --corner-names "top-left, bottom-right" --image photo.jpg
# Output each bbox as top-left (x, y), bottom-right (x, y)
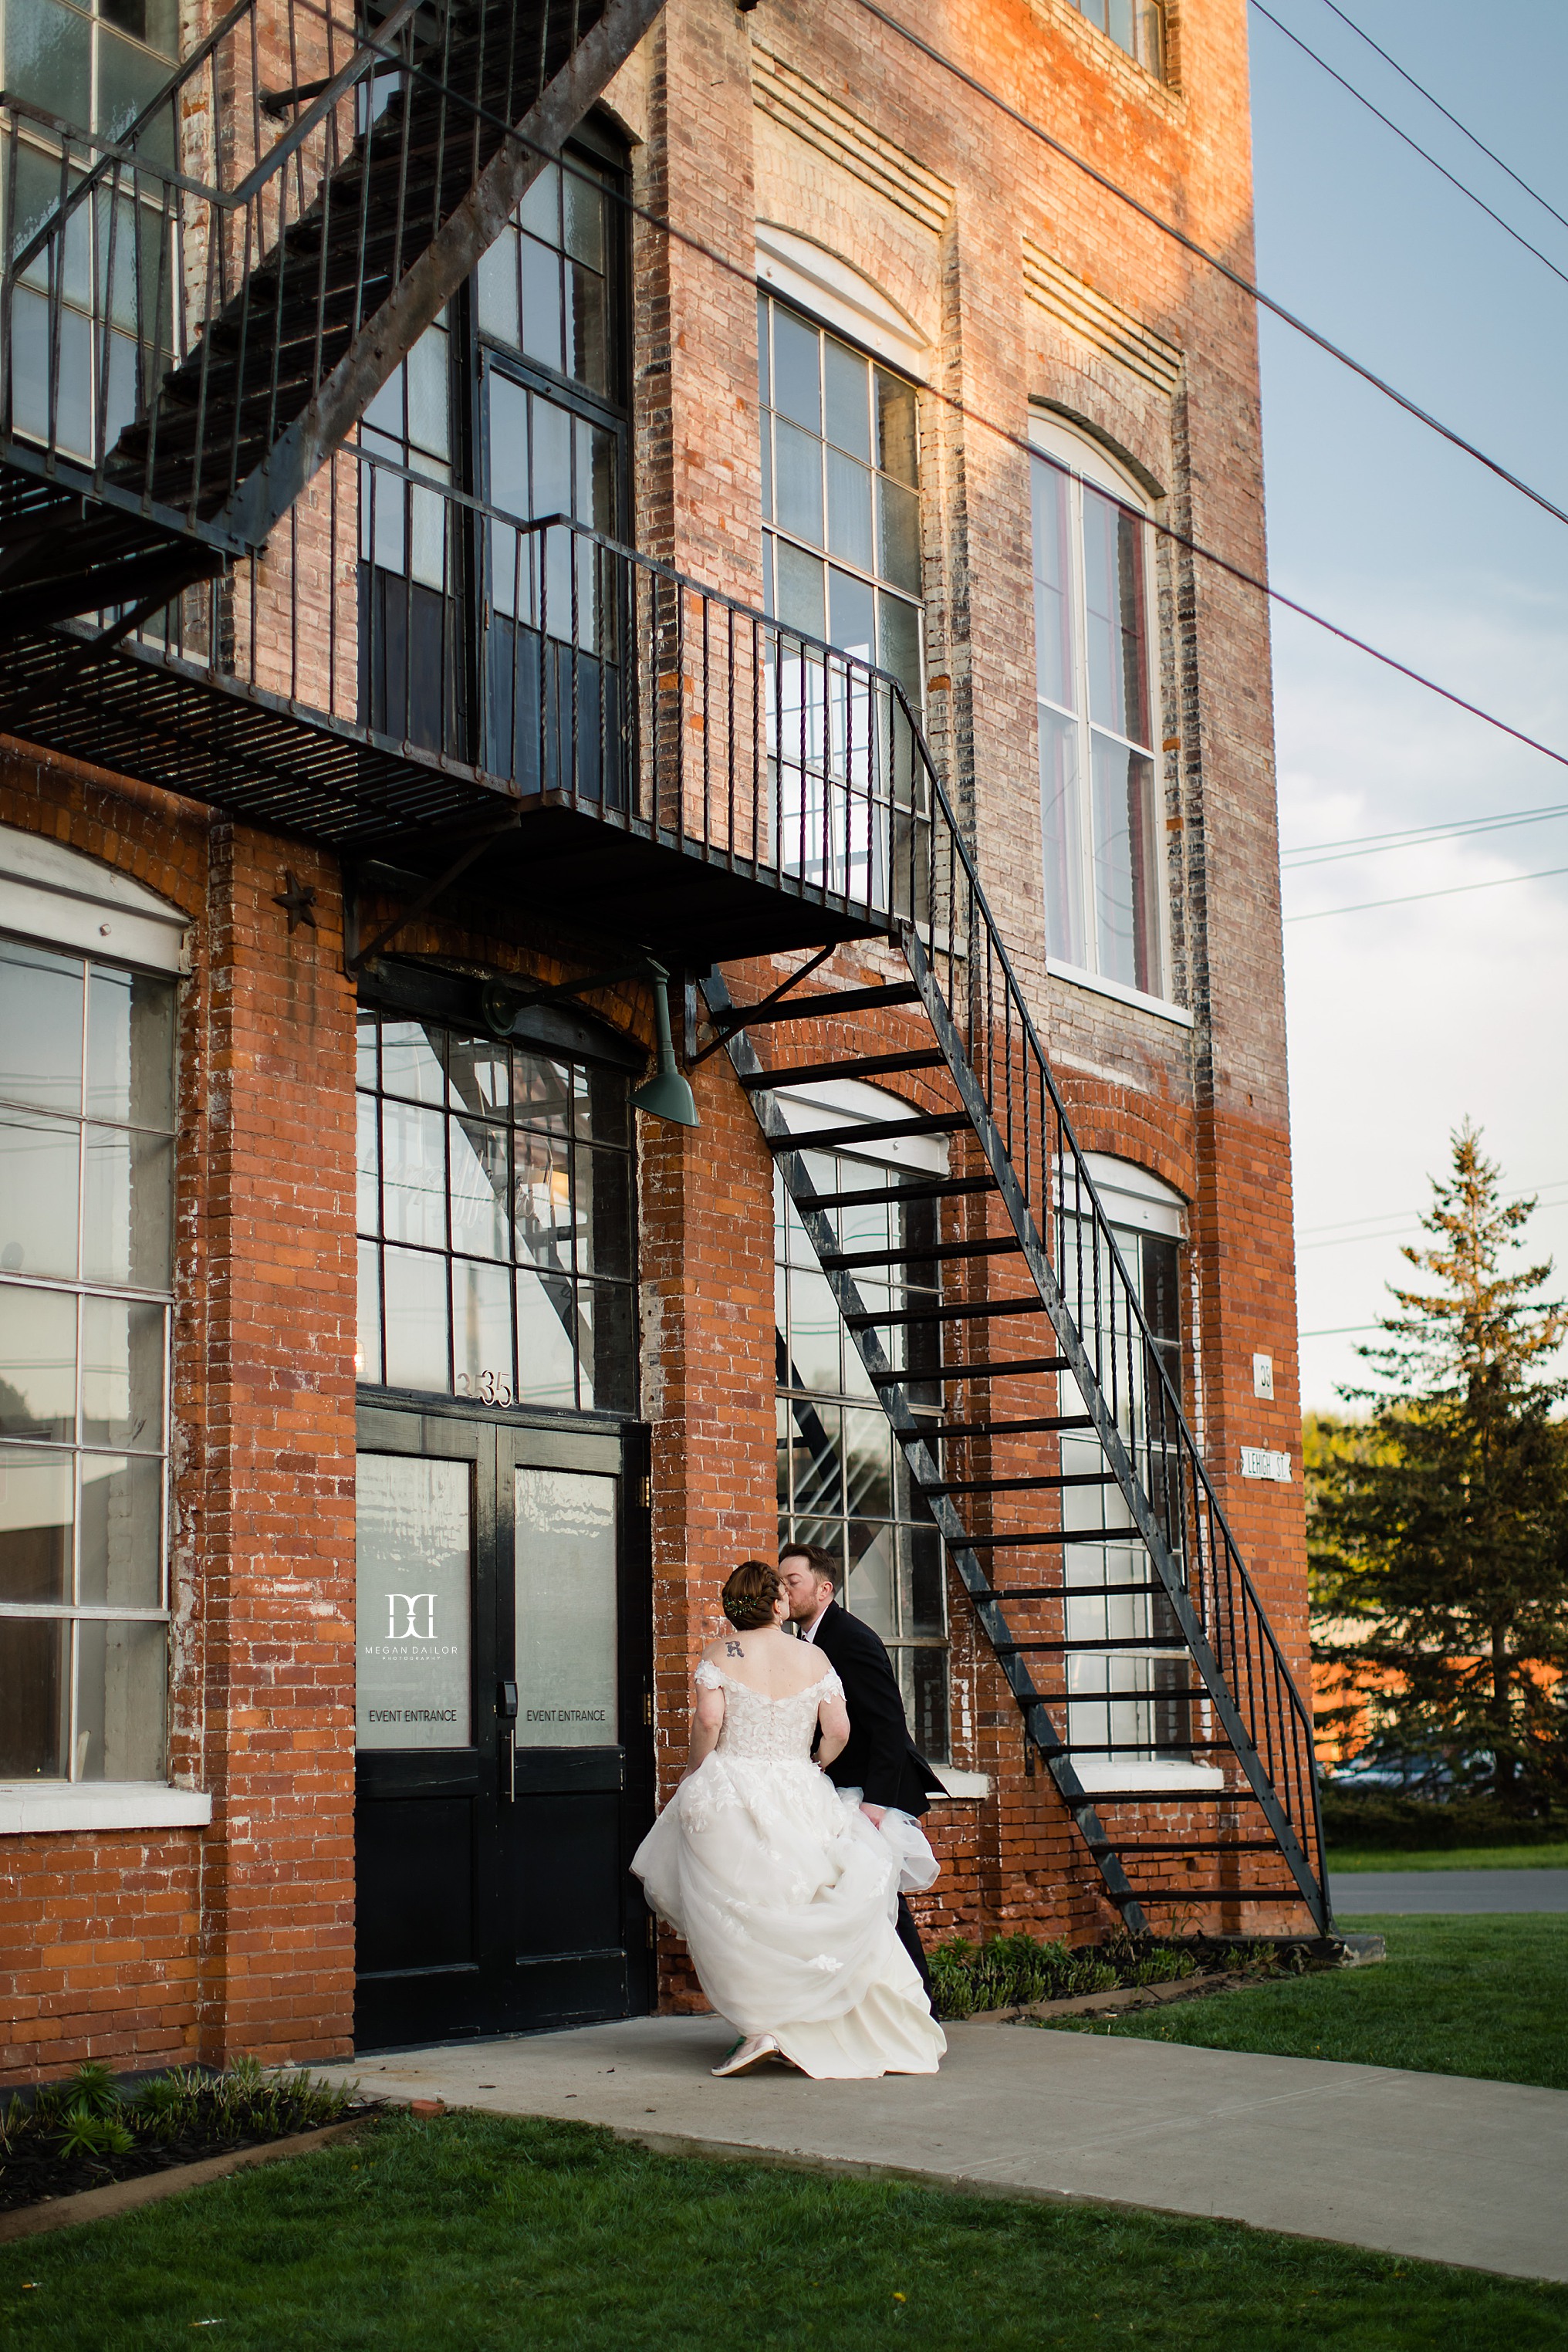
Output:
top-left (818, 1236), bottom-right (1022, 1273)
top-left (843, 1296), bottom-right (1045, 1331)
top-left (866, 1354), bottom-right (1073, 1386)
top-left (940, 1413), bottom-right (1094, 1441)
top-left (716, 982), bottom-right (921, 1028)
top-left (792, 1174), bottom-right (996, 1211)
top-left (769, 1110), bottom-right (970, 1151)
top-left (746, 1048), bottom-right (945, 1089)
top-left (922, 1470), bottom-right (1121, 1496)
top-left (1087, 1840), bottom-right (1282, 1856)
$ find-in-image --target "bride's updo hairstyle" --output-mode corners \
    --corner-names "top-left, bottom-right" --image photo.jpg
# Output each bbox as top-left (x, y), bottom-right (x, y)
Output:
top-left (721, 1560), bottom-right (782, 1631)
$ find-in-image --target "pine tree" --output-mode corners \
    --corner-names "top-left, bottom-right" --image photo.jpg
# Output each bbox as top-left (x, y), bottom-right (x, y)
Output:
top-left (1309, 1123), bottom-right (1568, 1805)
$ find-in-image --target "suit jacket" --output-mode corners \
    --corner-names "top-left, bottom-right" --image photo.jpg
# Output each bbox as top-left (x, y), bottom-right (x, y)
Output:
top-left (806, 1600), bottom-right (939, 1816)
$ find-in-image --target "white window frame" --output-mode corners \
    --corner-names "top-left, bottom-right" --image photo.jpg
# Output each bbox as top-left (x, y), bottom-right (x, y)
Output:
top-left (0, 827), bottom-right (199, 1833)
top-left (1030, 411), bottom-right (1180, 1019)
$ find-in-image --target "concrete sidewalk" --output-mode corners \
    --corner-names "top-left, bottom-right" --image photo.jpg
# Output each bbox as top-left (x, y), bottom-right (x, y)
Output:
top-left (1333, 1867), bottom-right (1568, 1914)
top-left (338, 2014), bottom-right (1568, 2285)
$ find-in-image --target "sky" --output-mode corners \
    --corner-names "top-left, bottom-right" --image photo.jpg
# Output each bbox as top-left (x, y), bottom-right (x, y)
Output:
top-left (1245, 0), bottom-right (1568, 1412)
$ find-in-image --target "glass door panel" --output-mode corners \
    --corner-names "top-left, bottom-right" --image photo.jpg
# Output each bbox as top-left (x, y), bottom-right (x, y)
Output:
top-left (514, 1465), bottom-right (617, 1746)
top-left (356, 1453), bottom-right (473, 1749)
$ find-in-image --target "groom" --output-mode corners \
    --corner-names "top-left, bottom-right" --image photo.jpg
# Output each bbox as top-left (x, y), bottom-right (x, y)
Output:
top-left (777, 1542), bottom-right (938, 1995)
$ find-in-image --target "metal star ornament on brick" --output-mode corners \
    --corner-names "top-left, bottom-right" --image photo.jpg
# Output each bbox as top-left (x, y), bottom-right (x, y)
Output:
top-left (272, 870), bottom-right (317, 932)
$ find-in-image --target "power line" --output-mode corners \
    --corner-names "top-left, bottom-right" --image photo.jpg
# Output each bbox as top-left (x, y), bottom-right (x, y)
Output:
top-left (1313, 0), bottom-right (1568, 242)
top-left (1285, 861), bottom-right (1568, 921)
top-left (1251, 0), bottom-right (1568, 293)
top-left (849, 0), bottom-right (1568, 541)
top-left (361, 17), bottom-right (1568, 792)
top-left (1282, 803), bottom-right (1568, 867)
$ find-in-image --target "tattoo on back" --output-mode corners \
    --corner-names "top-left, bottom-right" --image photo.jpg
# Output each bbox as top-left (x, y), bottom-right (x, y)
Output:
top-left (725, 1641), bottom-right (744, 1658)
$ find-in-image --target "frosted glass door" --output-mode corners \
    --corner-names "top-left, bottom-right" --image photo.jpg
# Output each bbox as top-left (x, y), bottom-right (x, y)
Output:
top-left (514, 1466), bottom-right (617, 1745)
top-left (356, 1452), bottom-right (472, 1749)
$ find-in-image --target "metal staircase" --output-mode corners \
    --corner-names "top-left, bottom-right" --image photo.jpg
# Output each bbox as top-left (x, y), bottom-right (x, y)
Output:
top-left (698, 672), bottom-right (1330, 1934)
top-left (0, 0), bottom-right (661, 636)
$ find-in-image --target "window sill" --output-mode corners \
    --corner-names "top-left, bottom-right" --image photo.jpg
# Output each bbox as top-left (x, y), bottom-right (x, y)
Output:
top-left (0, 1783), bottom-right (212, 1836)
top-left (928, 1766), bottom-right (991, 1799)
top-left (1046, 960), bottom-right (1194, 1029)
top-left (1070, 1759), bottom-right (1224, 1796)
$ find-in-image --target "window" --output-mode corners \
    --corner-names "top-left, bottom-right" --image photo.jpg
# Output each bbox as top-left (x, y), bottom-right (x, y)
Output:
top-left (1032, 416), bottom-right (1168, 1004)
top-left (0, 934), bottom-right (175, 1782)
top-left (1056, 1157), bottom-right (1194, 1778)
top-left (358, 149), bottom-right (627, 794)
top-left (759, 296), bottom-right (926, 911)
top-left (2, 0), bottom-right (180, 462)
top-left (1065, 0), bottom-right (1164, 76)
top-left (356, 1009), bottom-right (637, 1415)
top-left (773, 1097), bottom-right (948, 1760)
top-left (759, 295), bottom-right (922, 707)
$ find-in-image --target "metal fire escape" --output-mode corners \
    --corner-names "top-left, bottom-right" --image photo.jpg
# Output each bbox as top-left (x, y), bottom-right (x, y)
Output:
top-left (0, 0), bottom-right (1329, 1931)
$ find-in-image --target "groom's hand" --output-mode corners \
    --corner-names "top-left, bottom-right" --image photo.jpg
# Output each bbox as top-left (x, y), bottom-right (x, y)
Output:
top-left (860, 1802), bottom-right (887, 1827)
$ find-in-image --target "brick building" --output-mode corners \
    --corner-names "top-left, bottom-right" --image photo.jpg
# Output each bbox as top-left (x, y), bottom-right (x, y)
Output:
top-left (0, 0), bottom-right (1323, 2078)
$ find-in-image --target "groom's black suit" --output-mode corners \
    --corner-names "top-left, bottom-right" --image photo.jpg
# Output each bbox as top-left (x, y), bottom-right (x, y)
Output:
top-left (806, 1599), bottom-right (940, 1992)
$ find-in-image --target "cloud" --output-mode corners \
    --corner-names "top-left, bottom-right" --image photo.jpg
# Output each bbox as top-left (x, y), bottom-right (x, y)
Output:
top-left (1272, 576), bottom-right (1568, 1408)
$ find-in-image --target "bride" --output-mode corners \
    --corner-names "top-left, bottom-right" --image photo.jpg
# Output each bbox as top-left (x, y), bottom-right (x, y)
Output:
top-left (632, 1560), bottom-right (947, 2079)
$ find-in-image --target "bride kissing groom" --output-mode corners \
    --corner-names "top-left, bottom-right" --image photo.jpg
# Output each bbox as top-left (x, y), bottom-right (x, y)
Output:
top-left (631, 1548), bottom-right (946, 2080)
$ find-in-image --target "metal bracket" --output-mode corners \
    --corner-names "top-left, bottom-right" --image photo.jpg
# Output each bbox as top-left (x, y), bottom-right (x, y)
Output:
top-left (344, 813), bottom-right (522, 974)
top-left (686, 945), bottom-right (834, 1068)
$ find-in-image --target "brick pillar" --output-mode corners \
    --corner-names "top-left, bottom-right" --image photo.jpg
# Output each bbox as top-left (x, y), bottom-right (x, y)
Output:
top-left (195, 828), bottom-right (359, 2063)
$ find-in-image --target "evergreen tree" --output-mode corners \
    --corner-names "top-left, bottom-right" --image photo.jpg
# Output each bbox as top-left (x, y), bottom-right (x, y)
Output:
top-left (1309, 1123), bottom-right (1568, 1805)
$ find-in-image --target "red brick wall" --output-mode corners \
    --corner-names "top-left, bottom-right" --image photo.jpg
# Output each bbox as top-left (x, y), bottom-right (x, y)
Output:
top-left (0, 0), bottom-right (1314, 2074)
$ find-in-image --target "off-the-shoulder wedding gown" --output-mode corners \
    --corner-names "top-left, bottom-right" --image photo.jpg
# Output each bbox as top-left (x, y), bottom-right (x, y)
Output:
top-left (632, 1661), bottom-right (946, 2078)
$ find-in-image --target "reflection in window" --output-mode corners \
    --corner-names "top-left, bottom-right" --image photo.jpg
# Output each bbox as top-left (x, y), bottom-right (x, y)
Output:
top-left (774, 1132), bottom-right (948, 1761)
top-left (1066, 0), bottom-right (1164, 76)
top-left (356, 1009), bottom-right (637, 1415)
top-left (1032, 423), bottom-right (1167, 1000)
top-left (1055, 1164), bottom-right (1191, 1768)
top-left (758, 296), bottom-right (926, 913)
top-left (2, 0), bottom-right (180, 463)
top-left (0, 934), bottom-right (175, 1782)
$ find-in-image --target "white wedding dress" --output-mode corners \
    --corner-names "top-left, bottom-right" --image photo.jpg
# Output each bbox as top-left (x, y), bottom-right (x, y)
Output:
top-left (632, 1661), bottom-right (946, 2078)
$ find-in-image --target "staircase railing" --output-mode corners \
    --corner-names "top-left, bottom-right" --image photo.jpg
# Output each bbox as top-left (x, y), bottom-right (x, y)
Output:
top-left (0, 0), bottom-right (656, 570)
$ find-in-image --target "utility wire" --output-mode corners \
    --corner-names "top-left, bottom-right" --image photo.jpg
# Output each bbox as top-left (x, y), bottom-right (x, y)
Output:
top-left (1284, 860), bottom-right (1568, 921)
top-left (1251, 0), bottom-right (1568, 294)
top-left (354, 12), bottom-right (1568, 790)
top-left (1313, 0), bottom-right (1568, 242)
top-left (1282, 803), bottom-right (1568, 867)
top-left (849, 0), bottom-right (1568, 541)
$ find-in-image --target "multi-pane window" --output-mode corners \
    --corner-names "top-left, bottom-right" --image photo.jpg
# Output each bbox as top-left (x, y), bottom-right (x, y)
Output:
top-left (357, 147), bottom-right (626, 789)
top-left (1032, 419), bottom-right (1168, 1002)
top-left (2, 0), bottom-right (179, 462)
top-left (1066, 0), bottom-right (1164, 76)
top-left (1056, 1162), bottom-right (1189, 1769)
top-left (774, 1135), bottom-right (948, 1761)
top-left (477, 158), bottom-right (614, 401)
top-left (759, 296), bottom-right (922, 705)
top-left (0, 936), bottom-right (174, 1781)
top-left (356, 1010), bottom-right (637, 1416)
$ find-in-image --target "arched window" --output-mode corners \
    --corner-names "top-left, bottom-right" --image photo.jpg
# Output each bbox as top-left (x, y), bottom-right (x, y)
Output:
top-left (1031, 414), bottom-right (1171, 1009)
top-left (0, 823), bottom-right (185, 1789)
top-left (1057, 1156), bottom-right (1215, 1792)
top-left (772, 1079), bottom-right (949, 1762)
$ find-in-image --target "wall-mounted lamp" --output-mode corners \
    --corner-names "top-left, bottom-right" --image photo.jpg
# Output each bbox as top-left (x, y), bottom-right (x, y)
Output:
top-left (631, 959), bottom-right (699, 1127)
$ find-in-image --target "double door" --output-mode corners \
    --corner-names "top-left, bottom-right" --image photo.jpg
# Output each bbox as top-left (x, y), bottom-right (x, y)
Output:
top-left (353, 1403), bottom-right (653, 2050)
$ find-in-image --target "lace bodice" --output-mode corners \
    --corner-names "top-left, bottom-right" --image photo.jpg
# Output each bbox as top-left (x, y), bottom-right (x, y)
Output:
top-left (695, 1660), bottom-right (844, 1766)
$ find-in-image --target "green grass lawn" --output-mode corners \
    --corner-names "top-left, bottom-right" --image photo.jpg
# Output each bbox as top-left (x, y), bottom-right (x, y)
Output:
top-left (1038, 1914), bottom-right (1568, 2090)
top-left (2, 2110), bottom-right (1566, 2351)
top-left (1330, 1843), bottom-right (1568, 1873)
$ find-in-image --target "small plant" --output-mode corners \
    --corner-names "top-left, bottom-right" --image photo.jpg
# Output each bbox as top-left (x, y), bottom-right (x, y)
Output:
top-left (0, 2060), bottom-right (360, 2215)
top-left (930, 1928), bottom-right (1219, 2018)
top-left (56, 2110), bottom-right (136, 2161)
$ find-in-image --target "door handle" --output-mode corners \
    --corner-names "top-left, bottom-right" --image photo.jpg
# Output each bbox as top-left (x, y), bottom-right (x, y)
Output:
top-left (498, 1680), bottom-right (518, 1803)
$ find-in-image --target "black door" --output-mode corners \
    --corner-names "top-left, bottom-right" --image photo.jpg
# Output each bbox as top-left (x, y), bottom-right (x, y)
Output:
top-left (353, 1401), bottom-right (654, 2050)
